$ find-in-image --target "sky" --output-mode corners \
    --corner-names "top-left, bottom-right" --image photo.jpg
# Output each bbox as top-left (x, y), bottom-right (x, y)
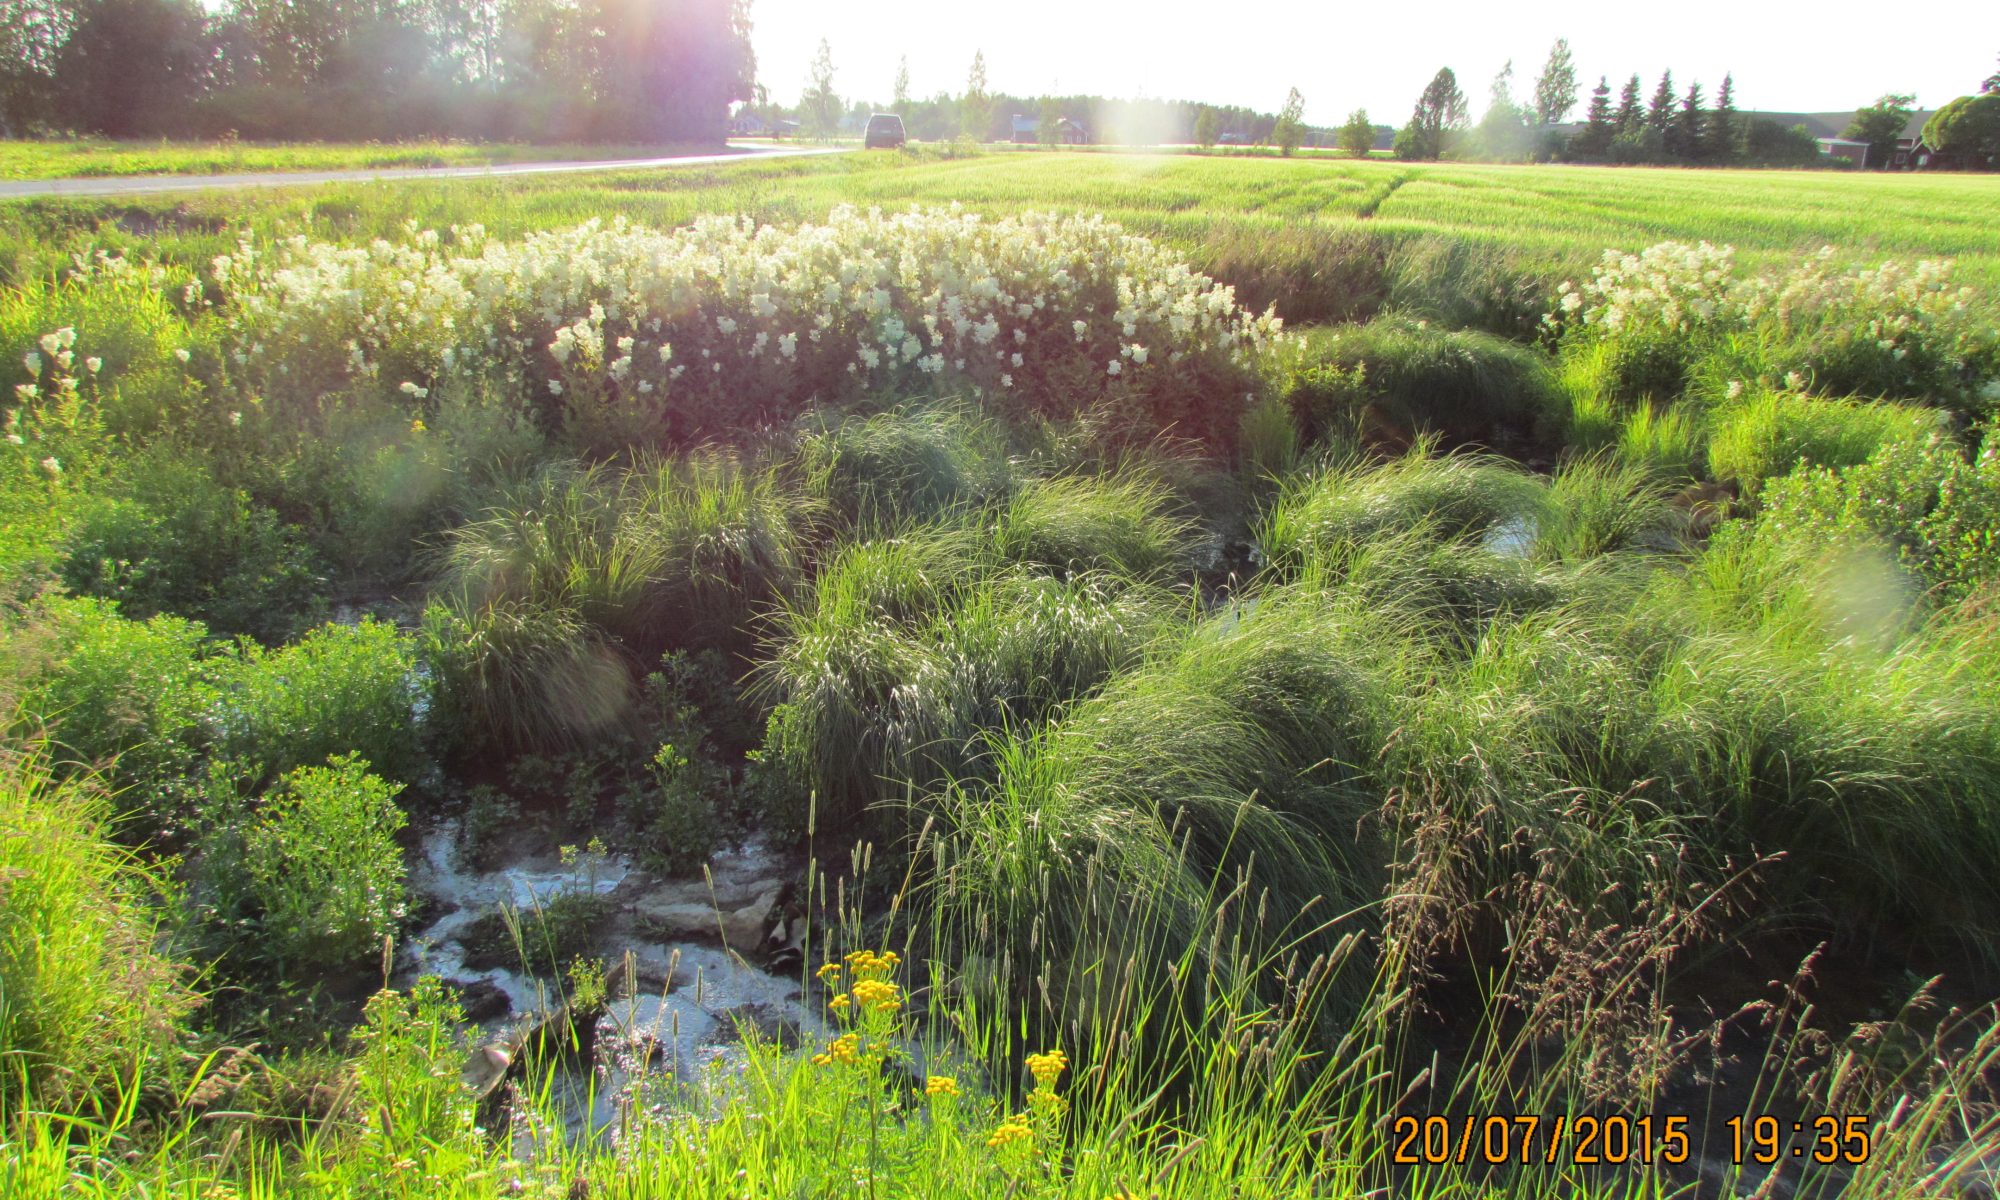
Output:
top-left (746, 0), bottom-right (1997, 124)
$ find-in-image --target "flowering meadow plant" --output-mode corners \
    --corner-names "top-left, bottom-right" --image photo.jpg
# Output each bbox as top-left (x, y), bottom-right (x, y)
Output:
top-left (217, 206), bottom-right (1287, 450)
top-left (1546, 241), bottom-right (1999, 409)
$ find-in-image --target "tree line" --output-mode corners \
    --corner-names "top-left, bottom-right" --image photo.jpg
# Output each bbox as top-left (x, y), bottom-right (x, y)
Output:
top-left (1389, 42), bottom-right (2000, 170)
top-left (0, 0), bottom-right (755, 141)
top-left (743, 44), bottom-right (1336, 150)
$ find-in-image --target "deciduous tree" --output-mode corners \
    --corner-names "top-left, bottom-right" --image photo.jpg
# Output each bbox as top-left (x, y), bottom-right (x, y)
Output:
top-left (802, 37), bottom-right (839, 140)
top-left (1843, 92), bottom-right (1915, 170)
top-left (1194, 105), bottom-right (1218, 147)
top-left (893, 54), bottom-right (908, 111)
top-left (1475, 59), bottom-right (1530, 160)
top-left (1532, 37), bottom-right (1578, 125)
top-left (1400, 66), bottom-right (1467, 160)
top-left (962, 49), bottom-right (989, 141)
top-left (1337, 107), bottom-right (1373, 156)
top-left (1923, 91), bottom-right (2000, 169)
top-left (53, 0), bottom-right (208, 135)
top-left (1273, 85), bottom-right (1304, 155)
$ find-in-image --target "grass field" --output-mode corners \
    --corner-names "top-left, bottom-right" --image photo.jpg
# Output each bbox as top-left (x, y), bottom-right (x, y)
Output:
top-left (3, 148), bottom-right (1999, 1198)
top-left (0, 138), bottom-right (748, 180)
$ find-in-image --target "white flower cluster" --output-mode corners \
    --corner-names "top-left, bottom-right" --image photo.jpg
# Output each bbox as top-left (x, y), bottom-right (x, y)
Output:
top-left (217, 206), bottom-right (1286, 440)
top-left (1547, 240), bottom-right (1997, 401)
top-left (1550, 241), bottom-right (1743, 335)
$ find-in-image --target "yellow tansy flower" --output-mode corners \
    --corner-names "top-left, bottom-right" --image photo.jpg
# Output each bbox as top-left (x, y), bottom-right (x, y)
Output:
top-left (1025, 1048), bottom-right (1068, 1090)
top-left (986, 1113), bottom-right (1033, 1149)
top-left (924, 1075), bottom-right (959, 1097)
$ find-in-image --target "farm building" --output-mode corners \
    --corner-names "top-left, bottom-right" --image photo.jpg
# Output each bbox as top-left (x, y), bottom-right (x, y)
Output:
top-left (1747, 109), bottom-right (1936, 168)
top-left (1009, 114), bottom-right (1089, 144)
top-left (1816, 137), bottom-right (1871, 166)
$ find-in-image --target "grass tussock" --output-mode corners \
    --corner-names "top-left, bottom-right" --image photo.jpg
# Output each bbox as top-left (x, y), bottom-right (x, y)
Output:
top-left (0, 750), bottom-right (197, 1109)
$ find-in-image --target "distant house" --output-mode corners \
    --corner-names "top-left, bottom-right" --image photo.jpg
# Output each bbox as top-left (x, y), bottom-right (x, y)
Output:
top-left (1009, 114), bottom-right (1089, 145)
top-left (1745, 109), bottom-right (1936, 169)
top-left (1816, 136), bottom-right (1871, 167)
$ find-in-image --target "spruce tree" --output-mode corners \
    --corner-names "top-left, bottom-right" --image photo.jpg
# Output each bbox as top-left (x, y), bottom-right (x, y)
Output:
top-left (1614, 73), bottom-right (1643, 132)
top-left (1708, 73), bottom-right (1738, 162)
top-left (1669, 80), bottom-right (1704, 160)
top-left (1647, 70), bottom-right (1675, 132)
top-left (1575, 75), bottom-right (1614, 157)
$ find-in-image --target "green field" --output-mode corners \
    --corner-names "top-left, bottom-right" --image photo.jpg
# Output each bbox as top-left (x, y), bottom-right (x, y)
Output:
top-left (0, 138), bottom-right (743, 180)
top-left (3, 150), bottom-right (2000, 1198)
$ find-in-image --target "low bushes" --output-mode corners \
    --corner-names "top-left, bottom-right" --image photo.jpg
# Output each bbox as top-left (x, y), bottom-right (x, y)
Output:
top-left (1546, 240), bottom-right (2000, 415)
top-left (1706, 388), bottom-right (1942, 492)
top-left (216, 207), bottom-right (1288, 450)
top-left (214, 618), bottom-right (427, 787)
top-left (60, 447), bottom-right (323, 644)
top-left (239, 754), bottom-right (409, 975)
top-left (757, 499), bottom-right (1191, 836)
top-left (4, 598), bottom-right (429, 843)
top-left (426, 453), bottom-right (815, 753)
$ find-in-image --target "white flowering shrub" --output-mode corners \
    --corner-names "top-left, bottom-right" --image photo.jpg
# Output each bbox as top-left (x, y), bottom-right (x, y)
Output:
top-left (216, 207), bottom-right (1286, 450)
top-left (1547, 241), bottom-right (2000, 411)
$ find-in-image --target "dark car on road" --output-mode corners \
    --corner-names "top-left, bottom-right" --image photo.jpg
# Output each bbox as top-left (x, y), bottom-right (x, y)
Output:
top-left (864, 113), bottom-right (907, 149)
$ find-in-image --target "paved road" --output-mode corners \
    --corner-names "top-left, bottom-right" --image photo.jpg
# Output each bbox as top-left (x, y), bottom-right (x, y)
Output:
top-left (0, 143), bottom-right (852, 201)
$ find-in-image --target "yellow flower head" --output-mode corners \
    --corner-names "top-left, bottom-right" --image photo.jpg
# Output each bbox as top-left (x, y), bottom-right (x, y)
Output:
top-left (1025, 1048), bottom-right (1069, 1090)
top-left (815, 961), bottom-right (843, 982)
top-left (986, 1112), bottom-right (1033, 1149)
top-left (829, 994), bottom-right (851, 1011)
top-left (818, 1032), bottom-right (862, 1066)
top-left (851, 978), bottom-right (899, 1011)
top-left (924, 1075), bottom-right (959, 1097)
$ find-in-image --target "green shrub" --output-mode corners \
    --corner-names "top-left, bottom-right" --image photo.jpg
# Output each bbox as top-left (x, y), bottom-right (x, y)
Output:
top-left (4, 597), bottom-right (213, 834)
top-left (1283, 318), bottom-right (1563, 451)
top-left (0, 751), bottom-right (197, 1108)
top-left (60, 448), bottom-right (323, 643)
top-left (1755, 426), bottom-right (2000, 601)
top-left (241, 754), bottom-right (408, 974)
top-left (1707, 389), bottom-right (1942, 492)
top-left (0, 267), bottom-right (201, 440)
top-left (216, 618), bottom-right (426, 787)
